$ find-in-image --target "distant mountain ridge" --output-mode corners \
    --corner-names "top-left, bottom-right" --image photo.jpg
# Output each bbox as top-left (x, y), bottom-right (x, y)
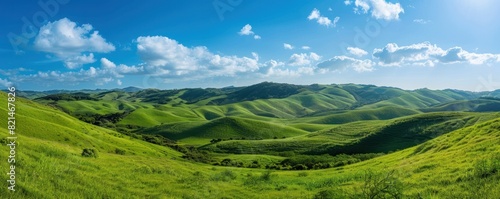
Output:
top-left (15, 82), bottom-right (500, 102)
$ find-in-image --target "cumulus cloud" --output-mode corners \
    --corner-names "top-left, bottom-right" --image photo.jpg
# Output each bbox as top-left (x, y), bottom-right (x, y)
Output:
top-left (284, 43), bottom-right (294, 50)
top-left (136, 36), bottom-right (260, 78)
top-left (344, 0), bottom-right (352, 5)
top-left (308, 8), bottom-right (337, 27)
top-left (317, 56), bottom-right (374, 72)
top-left (13, 68), bottom-right (114, 86)
top-left (100, 58), bottom-right (144, 75)
top-left (259, 60), bottom-right (314, 77)
top-left (10, 58), bottom-right (143, 86)
top-left (289, 52), bottom-right (321, 66)
top-left (64, 53), bottom-right (95, 69)
top-left (34, 18), bottom-right (115, 69)
top-left (238, 24), bottom-right (254, 35)
top-left (353, 0), bottom-right (404, 21)
top-left (238, 24), bottom-right (261, 40)
top-left (347, 47), bottom-right (368, 57)
top-left (372, 42), bottom-right (500, 66)
top-left (302, 46), bottom-right (311, 50)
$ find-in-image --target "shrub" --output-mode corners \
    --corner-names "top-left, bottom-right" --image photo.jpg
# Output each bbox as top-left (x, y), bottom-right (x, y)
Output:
top-left (474, 154), bottom-right (500, 178)
top-left (114, 148), bottom-right (126, 155)
top-left (313, 189), bottom-right (345, 199)
top-left (248, 160), bottom-right (260, 168)
top-left (355, 170), bottom-right (403, 199)
top-left (81, 148), bottom-right (98, 158)
top-left (211, 169), bottom-right (237, 182)
top-left (260, 170), bottom-right (273, 181)
top-left (293, 164), bottom-right (308, 170)
top-left (298, 172), bottom-right (308, 177)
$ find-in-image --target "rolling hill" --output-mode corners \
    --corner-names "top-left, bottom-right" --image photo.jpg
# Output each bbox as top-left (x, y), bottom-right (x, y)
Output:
top-left (1, 89), bottom-right (500, 198)
top-left (30, 82), bottom-right (500, 135)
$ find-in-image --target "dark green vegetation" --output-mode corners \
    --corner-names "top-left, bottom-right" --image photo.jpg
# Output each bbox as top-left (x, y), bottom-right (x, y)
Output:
top-left (2, 82), bottom-right (500, 198)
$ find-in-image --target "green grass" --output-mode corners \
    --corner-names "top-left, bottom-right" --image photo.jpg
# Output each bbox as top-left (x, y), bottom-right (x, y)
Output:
top-left (6, 82), bottom-right (500, 198)
top-left (1, 91), bottom-right (500, 198)
top-left (139, 116), bottom-right (309, 145)
top-left (202, 112), bottom-right (499, 156)
top-left (304, 106), bottom-right (421, 124)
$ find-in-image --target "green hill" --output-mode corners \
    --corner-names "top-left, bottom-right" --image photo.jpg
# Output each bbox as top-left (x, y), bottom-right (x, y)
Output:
top-left (422, 98), bottom-right (500, 112)
top-left (139, 116), bottom-right (308, 144)
top-left (202, 112), bottom-right (498, 156)
top-left (2, 89), bottom-right (500, 198)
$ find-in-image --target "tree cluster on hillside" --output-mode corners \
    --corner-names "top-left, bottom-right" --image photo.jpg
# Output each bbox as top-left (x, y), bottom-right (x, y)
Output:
top-left (210, 82), bottom-right (305, 105)
top-left (211, 153), bottom-right (383, 170)
top-left (37, 92), bottom-right (98, 101)
top-left (76, 111), bottom-right (131, 128)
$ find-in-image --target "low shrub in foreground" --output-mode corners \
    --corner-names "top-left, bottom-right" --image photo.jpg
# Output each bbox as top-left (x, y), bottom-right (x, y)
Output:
top-left (81, 148), bottom-right (98, 158)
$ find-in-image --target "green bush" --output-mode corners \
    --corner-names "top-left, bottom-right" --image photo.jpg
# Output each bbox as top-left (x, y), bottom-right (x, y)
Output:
top-left (81, 148), bottom-right (98, 158)
top-left (210, 169), bottom-right (237, 182)
top-left (313, 189), bottom-right (345, 199)
top-left (298, 172), bottom-right (308, 177)
top-left (474, 154), bottom-right (500, 178)
top-left (260, 170), bottom-right (272, 181)
top-left (354, 170), bottom-right (403, 199)
top-left (114, 148), bottom-right (126, 155)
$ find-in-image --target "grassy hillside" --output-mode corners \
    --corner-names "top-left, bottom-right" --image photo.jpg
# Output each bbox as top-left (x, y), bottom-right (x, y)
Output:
top-left (139, 116), bottom-right (309, 144)
top-left (202, 112), bottom-right (499, 156)
top-left (33, 83), bottom-right (498, 130)
top-left (1, 91), bottom-right (500, 198)
top-left (421, 98), bottom-right (500, 112)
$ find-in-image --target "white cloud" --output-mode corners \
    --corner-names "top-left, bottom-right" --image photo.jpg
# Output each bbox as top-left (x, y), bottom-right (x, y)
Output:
top-left (64, 53), bottom-right (95, 69)
top-left (373, 42), bottom-right (444, 66)
top-left (316, 56), bottom-right (374, 72)
top-left (260, 60), bottom-right (314, 77)
top-left (344, 0), bottom-right (352, 5)
top-left (353, 0), bottom-right (404, 21)
top-left (136, 36), bottom-right (260, 78)
top-left (372, 42), bottom-right (500, 66)
top-left (100, 58), bottom-right (144, 75)
top-left (284, 43), bottom-right (294, 50)
top-left (308, 8), bottom-right (334, 27)
top-left (10, 58), bottom-right (143, 86)
top-left (347, 47), bottom-right (368, 57)
top-left (238, 24), bottom-right (254, 35)
top-left (13, 68), bottom-right (114, 86)
top-left (0, 78), bottom-right (12, 87)
top-left (289, 52), bottom-right (321, 66)
top-left (34, 18), bottom-right (115, 68)
top-left (302, 46), bottom-right (311, 50)
top-left (116, 79), bottom-right (122, 86)
top-left (413, 19), bottom-right (430, 24)
top-left (239, 24), bottom-right (261, 40)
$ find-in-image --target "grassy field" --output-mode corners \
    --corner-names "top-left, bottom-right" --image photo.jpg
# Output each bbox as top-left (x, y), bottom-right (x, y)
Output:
top-left (3, 83), bottom-right (499, 198)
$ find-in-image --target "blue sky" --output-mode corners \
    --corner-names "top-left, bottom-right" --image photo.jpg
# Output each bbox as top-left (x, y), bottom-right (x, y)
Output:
top-left (1, 0), bottom-right (500, 91)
